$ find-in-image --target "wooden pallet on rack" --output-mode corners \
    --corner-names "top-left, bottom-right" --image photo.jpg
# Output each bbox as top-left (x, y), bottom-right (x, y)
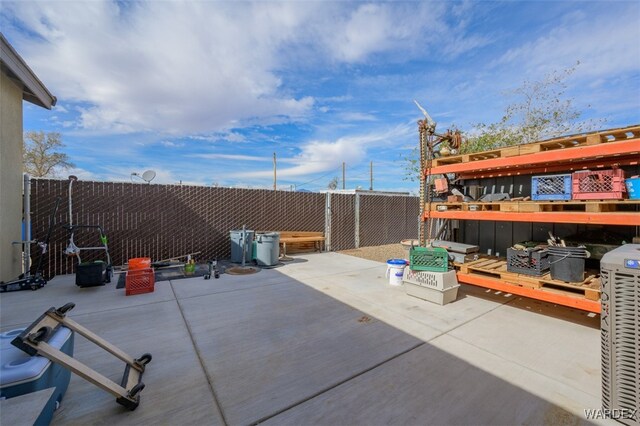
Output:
top-left (432, 146), bottom-right (519, 166)
top-left (430, 200), bottom-right (640, 213)
top-left (457, 258), bottom-right (601, 301)
top-left (431, 125), bottom-right (640, 168)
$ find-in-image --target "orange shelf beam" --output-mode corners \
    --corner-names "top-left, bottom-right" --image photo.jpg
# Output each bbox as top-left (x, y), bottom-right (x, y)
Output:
top-left (457, 155), bottom-right (639, 180)
top-left (457, 272), bottom-right (601, 313)
top-left (427, 210), bottom-right (640, 225)
top-left (429, 139), bottom-right (640, 176)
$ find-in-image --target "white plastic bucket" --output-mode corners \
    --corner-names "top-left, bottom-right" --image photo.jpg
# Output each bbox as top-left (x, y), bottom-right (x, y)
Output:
top-left (386, 259), bottom-right (407, 286)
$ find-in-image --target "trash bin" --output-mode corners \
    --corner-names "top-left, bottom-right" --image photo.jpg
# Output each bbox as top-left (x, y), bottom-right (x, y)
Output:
top-left (230, 229), bottom-right (254, 263)
top-left (548, 246), bottom-right (589, 282)
top-left (255, 232), bottom-right (280, 267)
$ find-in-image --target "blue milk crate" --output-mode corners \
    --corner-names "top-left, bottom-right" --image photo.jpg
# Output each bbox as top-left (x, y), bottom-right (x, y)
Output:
top-left (626, 177), bottom-right (640, 200)
top-left (531, 174), bottom-right (572, 200)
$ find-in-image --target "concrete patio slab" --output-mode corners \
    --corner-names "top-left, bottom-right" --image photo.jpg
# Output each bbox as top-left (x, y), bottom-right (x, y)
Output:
top-left (178, 279), bottom-right (423, 425)
top-left (0, 274), bottom-right (174, 329)
top-left (51, 299), bottom-right (224, 425)
top-left (265, 334), bottom-right (600, 425)
top-left (291, 277), bottom-right (444, 342)
top-left (0, 252), bottom-right (604, 426)
top-left (277, 252), bottom-right (383, 280)
top-left (301, 269), bottom-right (518, 334)
top-left (169, 265), bottom-right (296, 300)
top-left (447, 295), bottom-right (601, 397)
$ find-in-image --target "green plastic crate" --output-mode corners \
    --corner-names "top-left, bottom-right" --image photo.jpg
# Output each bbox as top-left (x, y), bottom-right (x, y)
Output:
top-left (409, 246), bottom-right (449, 272)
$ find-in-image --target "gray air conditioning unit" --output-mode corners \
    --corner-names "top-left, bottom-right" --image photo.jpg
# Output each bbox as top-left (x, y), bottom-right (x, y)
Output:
top-left (600, 244), bottom-right (640, 426)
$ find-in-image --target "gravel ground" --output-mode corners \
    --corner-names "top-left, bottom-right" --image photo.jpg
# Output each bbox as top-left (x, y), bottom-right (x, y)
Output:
top-left (338, 243), bottom-right (408, 263)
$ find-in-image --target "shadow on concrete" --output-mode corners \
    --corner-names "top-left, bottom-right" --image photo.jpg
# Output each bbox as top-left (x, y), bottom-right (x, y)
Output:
top-left (174, 266), bottom-right (598, 426)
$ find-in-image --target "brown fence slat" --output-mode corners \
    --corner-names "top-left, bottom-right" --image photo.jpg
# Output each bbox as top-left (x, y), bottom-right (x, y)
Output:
top-left (30, 179), bottom-right (419, 277)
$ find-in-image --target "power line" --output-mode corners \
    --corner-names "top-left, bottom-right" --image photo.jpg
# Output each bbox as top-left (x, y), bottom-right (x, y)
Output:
top-left (294, 165), bottom-right (343, 189)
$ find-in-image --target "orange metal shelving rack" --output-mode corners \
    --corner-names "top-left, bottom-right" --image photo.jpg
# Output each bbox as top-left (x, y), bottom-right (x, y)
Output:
top-left (428, 210), bottom-right (640, 226)
top-left (421, 125), bottom-right (640, 313)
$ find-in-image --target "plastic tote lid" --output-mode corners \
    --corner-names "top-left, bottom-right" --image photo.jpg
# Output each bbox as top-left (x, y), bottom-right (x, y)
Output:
top-left (387, 258), bottom-right (407, 266)
top-left (1, 327), bottom-right (72, 387)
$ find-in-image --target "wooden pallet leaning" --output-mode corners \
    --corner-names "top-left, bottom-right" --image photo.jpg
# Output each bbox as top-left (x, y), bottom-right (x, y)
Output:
top-left (432, 124), bottom-right (640, 167)
top-left (431, 200), bottom-right (640, 213)
top-left (458, 258), bottom-right (601, 301)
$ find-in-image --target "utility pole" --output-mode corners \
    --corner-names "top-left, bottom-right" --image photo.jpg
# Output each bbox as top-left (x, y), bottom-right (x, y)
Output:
top-left (342, 162), bottom-right (346, 190)
top-left (273, 152), bottom-right (277, 191)
top-left (369, 161), bottom-right (373, 191)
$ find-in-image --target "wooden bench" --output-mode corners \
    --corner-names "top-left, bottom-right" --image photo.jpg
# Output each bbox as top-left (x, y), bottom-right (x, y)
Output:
top-left (259, 231), bottom-right (325, 256)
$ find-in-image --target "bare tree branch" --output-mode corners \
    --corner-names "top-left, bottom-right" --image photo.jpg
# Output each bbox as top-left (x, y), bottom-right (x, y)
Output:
top-left (23, 131), bottom-right (75, 177)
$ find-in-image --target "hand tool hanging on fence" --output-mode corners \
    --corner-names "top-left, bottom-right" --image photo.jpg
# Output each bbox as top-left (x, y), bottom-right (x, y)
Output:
top-left (10, 302), bottom-right (152, 410)
top-left (63, 176), bottom-right (113, 285)
top-left (0, 197), bottom-right (62, 292)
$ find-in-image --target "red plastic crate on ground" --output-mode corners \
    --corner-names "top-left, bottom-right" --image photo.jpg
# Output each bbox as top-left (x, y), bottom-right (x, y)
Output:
top-left (125, 268), bottom-right (155, 296)
top-left (572, 169), bottom-right (626, 200)
top-left (128, 257), bottom-right (151, 270)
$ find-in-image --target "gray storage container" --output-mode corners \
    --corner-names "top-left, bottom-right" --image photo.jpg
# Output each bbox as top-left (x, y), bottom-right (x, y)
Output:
top-left (255, 233), bottom-right (280, 267)
top-left (230, 229), bottom-right (254, 263)
top-left (548, 246), bottom-right (588, 282)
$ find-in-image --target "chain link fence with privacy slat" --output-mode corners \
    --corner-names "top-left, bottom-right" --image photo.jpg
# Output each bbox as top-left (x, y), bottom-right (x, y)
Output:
top-left (29, 179), bottom-right (419, 277)
top-left (327, 193), bottom-right (356, 251)
top-left (358, 194), bottom-right (420, 247)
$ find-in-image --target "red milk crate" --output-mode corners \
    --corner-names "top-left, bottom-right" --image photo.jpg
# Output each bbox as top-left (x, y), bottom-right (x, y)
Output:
top-left (128, 257), bottom-right (151, 270)
top-left (125, 268), bottom-right (155, 296)
top-left (571, 169), bottom-right (626, 200)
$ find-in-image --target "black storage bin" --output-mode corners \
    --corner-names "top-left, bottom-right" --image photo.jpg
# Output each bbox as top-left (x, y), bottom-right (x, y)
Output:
top-left (76, 262), bottom-right (107, 287)
top-left (548, 246), bottom-right (588, 283)
top-left (506, 248), bottom-right (549, 276)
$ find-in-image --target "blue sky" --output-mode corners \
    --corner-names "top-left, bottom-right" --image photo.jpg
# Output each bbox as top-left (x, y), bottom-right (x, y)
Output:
top-left (2, 1), bottom-right (639, 193)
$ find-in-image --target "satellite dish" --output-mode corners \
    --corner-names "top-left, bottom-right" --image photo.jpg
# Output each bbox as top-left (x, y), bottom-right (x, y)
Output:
top-left (141, 170), bottom-right (156, 183)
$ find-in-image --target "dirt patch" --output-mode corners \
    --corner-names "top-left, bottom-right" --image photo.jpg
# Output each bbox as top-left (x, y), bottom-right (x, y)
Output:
top-left (357, 315), bottom-right (372, 323)
top-left (339, 243), bottom-right (407, 263)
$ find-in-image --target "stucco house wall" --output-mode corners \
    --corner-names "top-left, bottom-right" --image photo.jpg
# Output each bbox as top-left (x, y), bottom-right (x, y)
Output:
top-left (1, 33), bottom-right (56, 282)
top-left (0, 71), bottom-right (24, 281)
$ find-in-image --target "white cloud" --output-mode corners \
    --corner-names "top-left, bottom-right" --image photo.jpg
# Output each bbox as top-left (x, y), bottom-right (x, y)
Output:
top-left (160, 141), bottom-right (184, 148)
top-left (193, 154), bottom-right (271, 162)
top-left (318, 2), bottom-right (486, 64)
top-left (493, 5), bottom-right (640, 78)
top-left (329, 3), bottom-right (400, 63)
top-left (4, 1), bottom-right (318, 135)
top-left (99, 164), bottom-right (205, 186)
top-left (4, 1), bottom-right (486, 137)
top-left (57, 166), bottom-right (97, 181)
top-left (222, 132), bottom-right (246, 143)
top-left (340, 112), bottom-right (377, 122)
top-left (236, 123), bottom-right (413, 179)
